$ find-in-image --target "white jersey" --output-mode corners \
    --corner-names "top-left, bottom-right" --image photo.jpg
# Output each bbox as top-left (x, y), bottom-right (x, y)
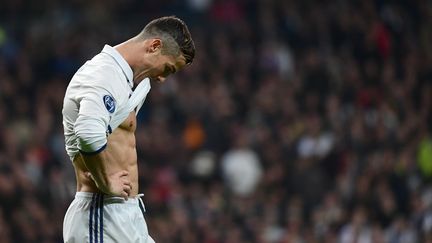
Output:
top-left (62, 45), bottom-right (151, 161)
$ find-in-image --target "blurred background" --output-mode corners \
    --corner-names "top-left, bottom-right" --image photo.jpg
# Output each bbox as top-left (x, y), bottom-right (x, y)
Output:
top-left (1, 0), bottom-right (432, 242)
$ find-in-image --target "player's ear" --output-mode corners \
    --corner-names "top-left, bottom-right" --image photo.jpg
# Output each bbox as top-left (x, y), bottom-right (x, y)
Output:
top-left (148, 39), bottom-right (162, 53)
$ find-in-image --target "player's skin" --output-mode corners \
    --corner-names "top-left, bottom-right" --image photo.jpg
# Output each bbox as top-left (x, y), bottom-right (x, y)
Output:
top-left (72, 37), bottom-right (187, 199)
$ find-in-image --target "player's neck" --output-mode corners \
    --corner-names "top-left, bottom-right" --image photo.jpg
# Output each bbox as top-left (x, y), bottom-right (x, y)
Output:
top-left (114, 39), bottom-right (137, 68)
top-left (114, 39), bottom-right (149, 84)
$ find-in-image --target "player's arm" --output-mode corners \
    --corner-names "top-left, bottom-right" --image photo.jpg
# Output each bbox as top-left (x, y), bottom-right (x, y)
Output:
top-left (74, 87), bottom-right (131, 199)
top-left (77, 151), bottom-right (131, 199)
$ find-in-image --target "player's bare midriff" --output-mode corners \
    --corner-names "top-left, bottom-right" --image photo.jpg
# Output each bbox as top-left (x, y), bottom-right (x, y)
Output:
top-left (72, 111), bottom-right (139, 196)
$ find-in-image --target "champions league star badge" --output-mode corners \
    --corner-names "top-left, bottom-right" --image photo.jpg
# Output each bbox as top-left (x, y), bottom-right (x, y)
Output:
top-left (103, 95), bottom-right (116, 113)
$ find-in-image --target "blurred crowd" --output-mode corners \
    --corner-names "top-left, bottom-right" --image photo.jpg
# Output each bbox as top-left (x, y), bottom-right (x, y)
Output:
top-left (1, 0), bottom-right (432, 242)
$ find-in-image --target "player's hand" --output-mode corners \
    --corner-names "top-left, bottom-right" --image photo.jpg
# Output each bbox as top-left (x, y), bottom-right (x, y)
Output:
top-left (107, 170), bottom-right (132, 200)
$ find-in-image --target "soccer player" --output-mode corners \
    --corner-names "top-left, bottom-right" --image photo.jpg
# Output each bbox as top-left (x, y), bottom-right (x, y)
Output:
top-left (62, 16), bottom-right (195, 243)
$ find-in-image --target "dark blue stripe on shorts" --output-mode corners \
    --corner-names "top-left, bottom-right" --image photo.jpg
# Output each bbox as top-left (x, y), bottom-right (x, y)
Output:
top-left (89, 194), bottom-right (96, 243)
top-left (99, 194), bottom-right (104, 243)
top-left (94, 193), bottom-right (99, 243)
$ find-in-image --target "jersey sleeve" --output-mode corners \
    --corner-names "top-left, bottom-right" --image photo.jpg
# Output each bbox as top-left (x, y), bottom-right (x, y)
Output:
top-left (74, 74), bottom-right (119, 154)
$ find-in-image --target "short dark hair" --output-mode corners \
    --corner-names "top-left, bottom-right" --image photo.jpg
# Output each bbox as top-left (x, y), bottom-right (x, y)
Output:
top-left (139, 16), bottom-right (195, 64)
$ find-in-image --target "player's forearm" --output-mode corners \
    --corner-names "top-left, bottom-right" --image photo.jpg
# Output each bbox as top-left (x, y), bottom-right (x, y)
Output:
top-left (74, 113), bottom-right (131, 198)
top-left (80, 151), bottom-right (114, 194)
top-left (74, 114), bottom-right (112, 193)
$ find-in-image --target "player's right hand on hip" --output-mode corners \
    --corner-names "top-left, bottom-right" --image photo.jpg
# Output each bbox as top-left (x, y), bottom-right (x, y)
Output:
top-left (108, 170), bottom-right (132, 200)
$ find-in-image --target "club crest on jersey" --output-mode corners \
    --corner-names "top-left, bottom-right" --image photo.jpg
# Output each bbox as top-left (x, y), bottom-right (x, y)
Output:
top-left (103, 95), bottom-right (116, 113)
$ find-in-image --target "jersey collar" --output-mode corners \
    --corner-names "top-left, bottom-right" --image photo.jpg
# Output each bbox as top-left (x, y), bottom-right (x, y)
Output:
top-left (101, 45), bottom-right (134, 89)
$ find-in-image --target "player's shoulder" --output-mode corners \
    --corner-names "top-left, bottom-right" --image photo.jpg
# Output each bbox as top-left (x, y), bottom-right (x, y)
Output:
top-left (73, 55), bottom-right (125, 88)
top-left (68, 50), bottom-right (132, 102)
top-left (86, 54), bottom-right (123, 79)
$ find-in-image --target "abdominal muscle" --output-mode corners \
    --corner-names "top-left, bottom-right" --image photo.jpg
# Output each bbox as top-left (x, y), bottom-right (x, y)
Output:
top-left (72, 112), bottom-right (139, 196)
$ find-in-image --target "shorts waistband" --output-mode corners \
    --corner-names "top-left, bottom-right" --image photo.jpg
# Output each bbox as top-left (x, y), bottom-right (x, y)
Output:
top-left (75, 192), bottom-right (144, 205)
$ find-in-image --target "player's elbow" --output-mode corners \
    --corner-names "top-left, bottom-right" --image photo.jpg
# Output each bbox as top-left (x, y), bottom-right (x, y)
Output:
top-left (74, 116), bottom-right (108, 154)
